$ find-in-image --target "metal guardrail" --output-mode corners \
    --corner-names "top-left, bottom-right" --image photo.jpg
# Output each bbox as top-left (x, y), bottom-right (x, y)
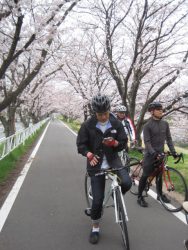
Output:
top-left (0, 118), bottom-right (50, 161)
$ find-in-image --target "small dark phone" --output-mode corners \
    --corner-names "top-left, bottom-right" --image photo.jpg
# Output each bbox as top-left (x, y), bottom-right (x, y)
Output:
top-left (103, 137), bottom-right (113, 142)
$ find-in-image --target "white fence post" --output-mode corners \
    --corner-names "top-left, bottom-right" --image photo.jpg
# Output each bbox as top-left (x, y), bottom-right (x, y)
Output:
top-left (0, 118), bottom-right (50, 161)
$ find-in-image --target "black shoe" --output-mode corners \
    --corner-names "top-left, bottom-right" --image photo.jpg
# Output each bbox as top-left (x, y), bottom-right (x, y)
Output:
top-left (89, 231), bottom-right (100, 244)
top-left (137, 196), bottom-right (148, 207)
top-left (157, 194), bottom-right (170, 203)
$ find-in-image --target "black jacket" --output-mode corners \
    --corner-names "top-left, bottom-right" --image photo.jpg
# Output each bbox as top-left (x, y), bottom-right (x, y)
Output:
top-left (76, 113), bottom-right (128, 172)
top-left (143, 117), bottom-right (176, 156)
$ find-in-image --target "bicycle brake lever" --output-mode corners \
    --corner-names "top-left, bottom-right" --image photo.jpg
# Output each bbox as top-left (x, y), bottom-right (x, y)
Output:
top-left (174, 153), bottom-right (183, 164)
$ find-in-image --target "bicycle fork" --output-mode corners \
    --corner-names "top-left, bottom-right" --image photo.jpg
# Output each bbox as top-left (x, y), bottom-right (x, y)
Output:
top-left (163, 167), bottom-right (174, 192)
top-left (113, 187), bottom-right (129, 223)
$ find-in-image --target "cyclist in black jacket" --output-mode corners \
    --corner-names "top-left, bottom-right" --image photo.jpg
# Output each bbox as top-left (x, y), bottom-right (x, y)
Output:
top-left (137, 101), bottom-right (178, 207)
top-left (77, 94), bottom-right (132, 244)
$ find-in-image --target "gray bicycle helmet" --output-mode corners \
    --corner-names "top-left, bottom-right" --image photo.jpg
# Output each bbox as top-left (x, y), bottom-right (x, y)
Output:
top-left (115, 105), bottom-right (127, 112)
top-left (91, 94), bottom-right (110, 113)
top-left (148, 101), bottom-right (163, 112)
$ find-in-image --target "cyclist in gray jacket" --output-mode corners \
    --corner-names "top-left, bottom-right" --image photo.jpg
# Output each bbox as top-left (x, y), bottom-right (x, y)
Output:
top-left (137, 101), bottom-right (178, 207)
top-left (77, 94), bottom-right (132, 244)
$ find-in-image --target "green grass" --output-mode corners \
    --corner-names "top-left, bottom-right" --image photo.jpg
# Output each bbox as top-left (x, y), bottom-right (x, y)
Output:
top-left (60, 117), bottom-right (81, 132)
top-left (0, 144), bottom-right (3, 156)
top-left (0, 124), bottom-right (46, 184)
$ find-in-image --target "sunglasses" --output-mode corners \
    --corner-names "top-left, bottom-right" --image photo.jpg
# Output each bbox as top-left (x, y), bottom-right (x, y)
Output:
top-left (154, 108), bottom-right (163, 111)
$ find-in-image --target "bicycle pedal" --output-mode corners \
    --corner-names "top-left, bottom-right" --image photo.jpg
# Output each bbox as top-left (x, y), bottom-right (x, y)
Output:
top-left (84, 208), bottom-right (91, 216)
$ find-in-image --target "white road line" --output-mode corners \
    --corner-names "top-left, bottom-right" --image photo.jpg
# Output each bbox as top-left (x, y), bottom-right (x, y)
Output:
top-left (134, 179), bottom-right (187, 224)
top-left (60, 120), bottom-right (77, 136)
top-left (0, 122), bottom-right (50, 232)
top-left (61, 121), bottom-right (187, 225)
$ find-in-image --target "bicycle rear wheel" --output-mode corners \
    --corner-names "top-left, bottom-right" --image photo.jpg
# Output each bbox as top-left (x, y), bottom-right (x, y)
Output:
top-left (116, 188), bottom-right (130, 250)
top-left (84, 173), bottom-right (93, 208)
top-left (157, 166), bottom-right (188, 212)
top-left (128, 157), bottom-right (140, 173)
top-left (129, 162), bottom-right (143, 195)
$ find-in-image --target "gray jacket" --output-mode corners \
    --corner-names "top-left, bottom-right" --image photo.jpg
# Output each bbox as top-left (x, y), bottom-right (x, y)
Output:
top-left (143, 118), bottom-right (175, 156)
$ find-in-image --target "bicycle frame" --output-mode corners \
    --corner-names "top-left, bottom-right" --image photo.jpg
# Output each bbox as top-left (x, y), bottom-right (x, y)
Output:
top-left (130, 152), bottom-right (187, 212)
top-left (110, 173), bottom-right (129, 222)
top-left (146, 156), bottom-right (175, 193)
top-left (95, 172), bottom-right (129, 222)
top-left (130, 153), bottom-right (178, 193)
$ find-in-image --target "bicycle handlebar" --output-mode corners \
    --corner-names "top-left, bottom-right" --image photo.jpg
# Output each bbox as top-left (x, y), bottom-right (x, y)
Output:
top-left (87, 165), bottom-right (128, 176)
top-left (165, 152), bottom-right (184, 164)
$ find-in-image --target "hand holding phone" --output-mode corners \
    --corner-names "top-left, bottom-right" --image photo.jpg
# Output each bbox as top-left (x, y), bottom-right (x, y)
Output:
top-left (103, 137), bottom-right (114, 142)
top-left (102, 137), bottom-right (118, 147)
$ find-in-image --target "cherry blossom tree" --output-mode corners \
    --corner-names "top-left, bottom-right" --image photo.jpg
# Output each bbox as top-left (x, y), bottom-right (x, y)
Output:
top-left (77, 0), bottom-right (188, 144)
top-left (0, 0), bottom-right (80, 112)
top-left (59, 33), bottom-right (120, 119)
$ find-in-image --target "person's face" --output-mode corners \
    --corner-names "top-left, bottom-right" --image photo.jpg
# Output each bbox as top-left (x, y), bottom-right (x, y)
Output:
top-left (96, 111), bottom-right (110, 123)
top-left (151, 108), bottom-right (163, 119)
top-left (117, 112), bottom-right (126, 119)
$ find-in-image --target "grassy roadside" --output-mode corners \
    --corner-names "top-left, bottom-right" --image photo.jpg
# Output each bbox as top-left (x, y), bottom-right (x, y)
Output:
top-left (59, 117), bottom-right (188, 187)
top-left (60, 117), bottom-right (81, 132)
top-left (0, 123), bottom-right (47, 184)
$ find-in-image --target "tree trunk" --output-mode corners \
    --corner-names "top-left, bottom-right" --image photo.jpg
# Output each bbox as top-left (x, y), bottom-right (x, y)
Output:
top-left (0, 105), bottom-right (16, 137)
top-left (19, 110), bottom-right (30, 128)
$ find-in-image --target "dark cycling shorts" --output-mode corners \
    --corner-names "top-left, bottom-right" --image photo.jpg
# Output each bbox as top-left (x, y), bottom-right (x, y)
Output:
top-left (142, 153), bottom-right (161, 177)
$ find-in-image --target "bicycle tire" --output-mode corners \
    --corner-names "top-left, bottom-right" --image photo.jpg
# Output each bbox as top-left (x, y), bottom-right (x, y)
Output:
top-left (157, 166), bottom-right (188, 212)
top-left (185, 211), bottom-right (188, 225)
top-left (129, 162), bottom-right (143, 195)
top-left (84, 173), bottom-right (93, 208)
top-left (116, 188), bottom-right (130, 250)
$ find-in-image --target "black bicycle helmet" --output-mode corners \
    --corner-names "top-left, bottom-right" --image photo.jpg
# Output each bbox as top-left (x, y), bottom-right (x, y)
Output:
top-left (91, 94), bottom-right (110, 113)
top-left (148, 101), bottom-right (163, 112)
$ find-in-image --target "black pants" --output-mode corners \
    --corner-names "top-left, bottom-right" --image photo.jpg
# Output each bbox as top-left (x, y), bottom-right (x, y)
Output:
top-left (90, 168), bottom-right (132, 221)
top-left (138, 153), bottom-right (163, 198)
top-left (138, 174), bottom-right (163, 198)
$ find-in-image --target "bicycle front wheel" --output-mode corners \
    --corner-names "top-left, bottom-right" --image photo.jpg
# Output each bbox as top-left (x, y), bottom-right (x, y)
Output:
top-left (185, 211), bottom-right (188, 224)
top-left (116, 188), bottom-right (130, 250)
top-left (84, 173), bottom-right (93, 208)
top-left (157, 166), bottom-right (188, 212)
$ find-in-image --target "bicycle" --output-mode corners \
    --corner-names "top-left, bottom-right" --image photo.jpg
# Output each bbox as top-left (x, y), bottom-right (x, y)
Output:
top-left (119, 148), bottom-right (141, 173)
top-left (129, 152), bottom-right (188, 212)
top-left (183, 201), bottom-right (188, 224)
top-left (85, 166), bottom-right (130, 250)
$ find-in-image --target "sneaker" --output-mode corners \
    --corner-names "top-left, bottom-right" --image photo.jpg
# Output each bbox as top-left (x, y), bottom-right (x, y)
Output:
top-left (137, 196), bottom-right (148, 207)
top-left (89, 231), bottom-right (100, 244)
top-left (184, 239), bottom-right (188, 250)
top-left (157, 194), bottom-right (170, 203)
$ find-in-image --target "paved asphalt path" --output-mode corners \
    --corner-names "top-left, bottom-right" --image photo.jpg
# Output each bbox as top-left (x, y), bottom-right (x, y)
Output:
top-left (0, 120), bottom-right (187, 250)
